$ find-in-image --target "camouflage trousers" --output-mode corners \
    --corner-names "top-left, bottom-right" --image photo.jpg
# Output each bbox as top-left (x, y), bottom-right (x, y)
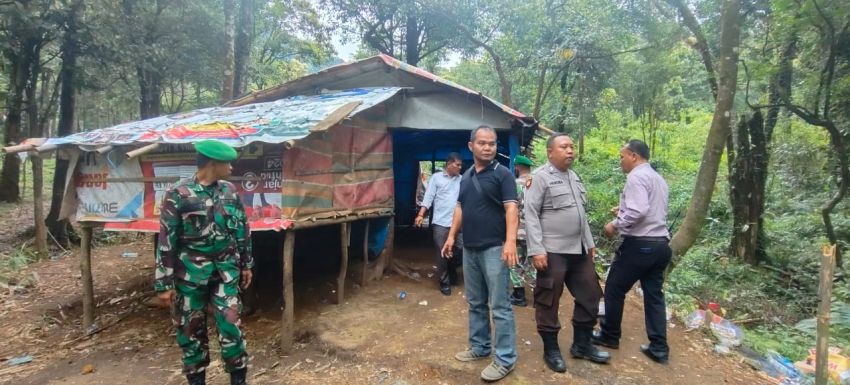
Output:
top-left (509, 241), bottom-right (536, 289)
top-left (172, 278), bottom-right (248, 374)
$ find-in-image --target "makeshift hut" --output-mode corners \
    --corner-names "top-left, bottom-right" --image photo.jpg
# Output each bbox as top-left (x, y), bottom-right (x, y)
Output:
top-left (3, 54), bottom-right (542, 351)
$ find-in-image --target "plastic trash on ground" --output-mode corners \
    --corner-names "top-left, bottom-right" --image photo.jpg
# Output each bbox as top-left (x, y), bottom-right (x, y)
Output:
top-left (709, 313), bottom-right (744, 347)
top-left (744, 349), bottom-right (810, 385)
top-left (684, 309), bottom-right (707, 330)
top-left (794, 347), bottom-right (850, 384)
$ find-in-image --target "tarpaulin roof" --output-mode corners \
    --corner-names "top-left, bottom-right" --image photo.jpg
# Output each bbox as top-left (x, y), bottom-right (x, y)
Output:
top-left (228, 54), bottom-right (529, 120)
top-left (44, 87), bottom-right (404, 148)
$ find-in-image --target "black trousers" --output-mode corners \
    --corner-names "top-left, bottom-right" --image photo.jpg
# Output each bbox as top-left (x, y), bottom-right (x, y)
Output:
top-left (600, 238), bottom-right (672, 354)
top-left (534, 251), bottom-right (602, 332)
top-left (432, 225), bottom-right (463, 286)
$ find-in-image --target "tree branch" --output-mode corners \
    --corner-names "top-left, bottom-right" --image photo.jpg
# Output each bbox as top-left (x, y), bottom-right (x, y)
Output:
top-left (575, 44), bottom-right (657, 59)
top-left (666, 0), bottom-right (718, 100)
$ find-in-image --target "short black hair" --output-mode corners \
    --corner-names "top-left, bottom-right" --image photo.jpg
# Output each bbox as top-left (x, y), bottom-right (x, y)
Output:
top-left (446, 152), bottom-right (462, 164)
top-left (469, 125), bottom-right (497, 141)
top-left (197, 153), bottom-right (212, 168)
top-left (546, 133), bottom-right (571, 149)
top-left (625, 139), bottom-right (651, 160)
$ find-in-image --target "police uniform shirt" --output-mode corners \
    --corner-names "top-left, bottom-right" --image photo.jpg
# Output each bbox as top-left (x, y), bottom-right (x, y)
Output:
top-left (524, 161), bottom-right (595, 256)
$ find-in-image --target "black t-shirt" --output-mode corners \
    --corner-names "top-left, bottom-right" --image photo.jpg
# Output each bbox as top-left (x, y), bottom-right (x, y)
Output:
top-left (458, 160), bottom-right (518, 249)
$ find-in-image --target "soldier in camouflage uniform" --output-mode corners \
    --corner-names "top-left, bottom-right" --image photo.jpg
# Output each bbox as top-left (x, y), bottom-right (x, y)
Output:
top-left (156, 140), bottom-right (253, 385)
top-left (509, 155), bottom-right (536, 307)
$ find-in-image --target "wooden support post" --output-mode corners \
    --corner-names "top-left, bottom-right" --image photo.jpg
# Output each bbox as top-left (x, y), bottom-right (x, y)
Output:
top-left (336, 223), bottom-right (350, 305)
top-left (816, 244), bottom-right (837, 385)
top-left (80, 224), bottom-right (95, 331)
top-left (376, 217), bottom-right (394, 280)
top-left (280, 230), bottom-right (296, 353)
top-left (361, 220), bottom-right (370, 286)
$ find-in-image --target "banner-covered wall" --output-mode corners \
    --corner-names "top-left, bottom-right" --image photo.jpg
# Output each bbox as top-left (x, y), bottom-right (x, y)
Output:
top-left (71, 116), bottom-right (394, 232)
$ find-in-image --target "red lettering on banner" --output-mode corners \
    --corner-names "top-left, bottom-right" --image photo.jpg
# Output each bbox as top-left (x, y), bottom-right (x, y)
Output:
top-left (76, 173), bottom-right (109, 190)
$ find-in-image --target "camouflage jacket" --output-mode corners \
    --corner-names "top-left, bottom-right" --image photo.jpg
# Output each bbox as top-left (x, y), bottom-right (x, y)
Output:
top-left (516, 174), bottom-right (529, 241)
top-left (154, 177), bottom-right (253, 292)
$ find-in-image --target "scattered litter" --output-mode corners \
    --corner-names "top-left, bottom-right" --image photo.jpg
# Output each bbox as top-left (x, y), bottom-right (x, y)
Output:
top-left (714, 344), bottom-right (731, 355)
top-left (685, 309), bottom-right (707, 330)
top-left (5, 355), bottom-right (32, 366)
top-left (427, 273), bottom-right (434, 278)
top-left (418, 300), bottom-right (428, 306)
top-left (121, 251), bottom-right (138, 258)
top-left (81, 364), bottom-right (95, 374)
top-left (305, 358), bottom-right (314, 364)
top-left (398, 291), bottom-right (407, 300)
top-left (598, 301), bottom-right (605, 317)
top-left (410, 272), bottom-right (421, 279)
top-left (709, 313), bottom-right (744, 347)
top-left (743, 349), bottom-right (809, 384)
top-left (524, 339), bottom-right (532, 346)
top-left (795, 347), bottom-right (850, 384)
top-left (634, 287), bottom-right (644, 298)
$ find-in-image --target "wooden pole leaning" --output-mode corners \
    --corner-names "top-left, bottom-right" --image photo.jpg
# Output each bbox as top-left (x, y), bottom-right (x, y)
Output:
top-left (336, 223), bottom-right (350, 305)
top-left (360, 220), bottom-right (370, 286)
top-left (280, 229), bottom-right (296, 353)
top-left (80, 223), bottom-right (95, 331)
top-left (815, 244), bottom-right (837, 385)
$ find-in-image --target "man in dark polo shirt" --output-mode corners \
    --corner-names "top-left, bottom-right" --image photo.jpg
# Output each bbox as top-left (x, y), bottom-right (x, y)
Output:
top-left (442, 125), bottom-right (519, 382)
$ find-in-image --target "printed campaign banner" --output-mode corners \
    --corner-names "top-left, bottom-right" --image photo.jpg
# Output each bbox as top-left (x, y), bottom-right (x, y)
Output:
top-left (78, 146), bottom-right (291, 231)
top-left (75, 152), bottom-right (145, 220)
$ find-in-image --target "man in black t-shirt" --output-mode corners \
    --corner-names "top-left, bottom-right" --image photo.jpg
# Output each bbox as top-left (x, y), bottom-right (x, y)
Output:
top-left (442, 125), bottom-right (519, 382)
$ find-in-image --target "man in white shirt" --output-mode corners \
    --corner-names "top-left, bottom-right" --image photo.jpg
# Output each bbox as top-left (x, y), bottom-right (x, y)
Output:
top-left (415, 152), bottom-right (464, 295)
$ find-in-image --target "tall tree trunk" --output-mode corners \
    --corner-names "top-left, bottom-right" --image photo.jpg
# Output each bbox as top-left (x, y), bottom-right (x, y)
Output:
top-left (221, 0), bottom-right (236, 103)
top-left (729, 113), bottom-right (762, 264)
top-left (233, 0), bottom-right (254, 97)
top-left (670, 0), bottom-right (742, 258)
top-left (532, 65), bottom-right (548, 119)
top-left (138, 66), bottom-right (162, 119)
top-left (25, 43), bottom-right (47, 257)
top-left (0, 50), bottom-right (33, 203)
top-left (47, 5), bottom-right (82, 247)
top-left (728, 37), bottom-right (796, 265)
top-left (404, 12), bottom-right (421, 66)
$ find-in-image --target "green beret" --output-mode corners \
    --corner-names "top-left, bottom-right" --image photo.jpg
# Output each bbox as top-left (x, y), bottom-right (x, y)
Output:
top-left (195, 140), bottom-right (238, 161)
top-left (514, 155), bottom-right (533, 167)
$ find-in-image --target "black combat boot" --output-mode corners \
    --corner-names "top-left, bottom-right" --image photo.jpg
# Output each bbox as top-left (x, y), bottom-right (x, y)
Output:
top-left (186, 372), bottom-right (206, 385)
top-left (230, 368), bottom-right (248, 385)
top-left (539, 331), bottom-right (566, 372)
top-left (591, 329), bottom-right (619, 349)
top-left (510, 287), bottom-right (527, 307)
top-left (570, 326), bottom-right (611, 364)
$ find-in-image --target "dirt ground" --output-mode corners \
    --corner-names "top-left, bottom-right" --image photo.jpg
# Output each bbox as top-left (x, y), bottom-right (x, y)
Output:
top-left (0, 227), bottom-right (768, 385)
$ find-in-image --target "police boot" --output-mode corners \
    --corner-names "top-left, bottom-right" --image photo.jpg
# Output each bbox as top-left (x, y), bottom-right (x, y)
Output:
top-left (230, 368), bottom-right (248, 385)
top-left (539, 331), bottom-right (566, 372)
top-left (570, 326), bottom-right (610, 364)
top-left (510, 287), bottom-right (528, 307)
top-left (186, 372), bottom-right (206, 385)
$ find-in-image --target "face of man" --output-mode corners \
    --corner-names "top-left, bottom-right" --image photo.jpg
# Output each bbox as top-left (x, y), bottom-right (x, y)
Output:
top-left (445, 159), bottom-right (462, 177)
top-left (547, 136), bottom-right (575, 171)
top-left (212, 160), bottom-right (233, 179)
top-left (468, 129), bottom-right (497, 164)
top-left (619, 146), bottom-right (639, 173)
